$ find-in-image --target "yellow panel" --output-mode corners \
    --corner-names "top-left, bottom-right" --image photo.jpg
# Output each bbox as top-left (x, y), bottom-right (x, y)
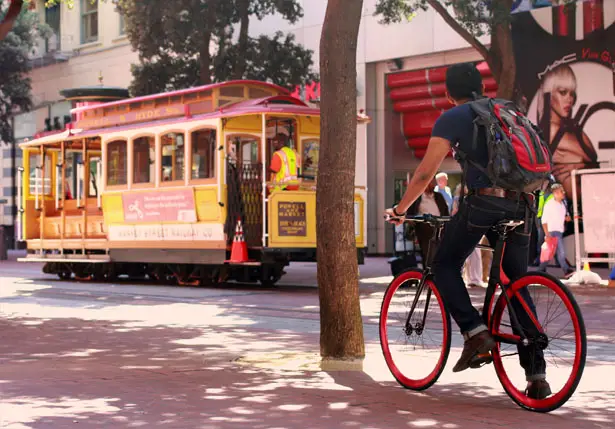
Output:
top-left (102, 194), bottom-right (124, 224)
top-left (299, 115), bottom-right (320, 135)
top-left (225, 114), bottom-right (262, 132)
top-left (195, 186), bottom-right (222, 222)
top-left (268, 191), bottom-right (316, 248)
top-left (354, 194), bottom-right (365, 247)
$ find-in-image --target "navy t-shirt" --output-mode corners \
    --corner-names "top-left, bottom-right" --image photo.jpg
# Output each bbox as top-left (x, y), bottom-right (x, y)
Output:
top-left (431, 103), bottom-right (492, 189)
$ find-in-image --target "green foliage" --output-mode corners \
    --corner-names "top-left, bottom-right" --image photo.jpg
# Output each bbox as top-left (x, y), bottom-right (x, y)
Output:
top-left (374, 0), bottom-right (503, 37)
top-left (0, 2), bottom-right (50, 144)
top-left (115, 0), bottom-right (318, 96)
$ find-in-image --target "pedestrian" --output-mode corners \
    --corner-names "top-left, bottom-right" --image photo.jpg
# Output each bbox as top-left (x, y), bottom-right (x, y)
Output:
top-left (406, 176), bottom-right (449, 265)
top-left (538, 183), bottom-right (574, 278)
top-left (434, 172), bottom-right (453, 212)
top-left (453, 184), bottom-right (483, 288)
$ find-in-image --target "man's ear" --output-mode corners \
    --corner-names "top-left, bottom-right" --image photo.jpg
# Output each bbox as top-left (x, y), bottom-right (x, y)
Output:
top-left (445, 91), bottom-right (454, 105)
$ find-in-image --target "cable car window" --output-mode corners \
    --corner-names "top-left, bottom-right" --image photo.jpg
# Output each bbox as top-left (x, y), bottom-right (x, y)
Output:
top-left (106, 140), bottom-right (127, 186)
top-left (133, 136), bottom-right (155, 184)
top-left (191, 129), bottom-right (216, 179)
top-left (161, 132), bottom-right (185, 182)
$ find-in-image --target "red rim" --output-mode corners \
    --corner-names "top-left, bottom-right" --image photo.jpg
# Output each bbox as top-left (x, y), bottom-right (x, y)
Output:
top-left (379, 270), bottom-right (450, 390)
top-left (491, 274), bottom-right (585, 411)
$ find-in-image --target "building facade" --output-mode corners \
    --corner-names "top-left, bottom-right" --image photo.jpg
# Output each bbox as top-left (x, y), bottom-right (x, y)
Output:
top-left (6, 0), bottom-right (613, 256)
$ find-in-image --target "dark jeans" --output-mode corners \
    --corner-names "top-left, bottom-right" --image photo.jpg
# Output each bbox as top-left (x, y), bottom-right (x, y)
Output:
top-left (433, 194), bottom-right (546, 380)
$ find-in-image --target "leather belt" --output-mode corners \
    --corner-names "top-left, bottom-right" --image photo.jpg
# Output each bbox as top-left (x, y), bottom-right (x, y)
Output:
top-left (472, 187), bottom-right (534, 202)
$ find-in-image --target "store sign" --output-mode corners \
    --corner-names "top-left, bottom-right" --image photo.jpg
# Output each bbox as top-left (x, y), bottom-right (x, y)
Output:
top-left (291, 82), bottom-right (321, 102)
top-left (122, 189), bottom-right (197, 223)
top-left (278, 201), bottom-right (307, 236)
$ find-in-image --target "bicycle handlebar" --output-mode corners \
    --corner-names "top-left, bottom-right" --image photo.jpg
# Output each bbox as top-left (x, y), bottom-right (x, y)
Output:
top-left (384, 213), bottom-right (452, 224)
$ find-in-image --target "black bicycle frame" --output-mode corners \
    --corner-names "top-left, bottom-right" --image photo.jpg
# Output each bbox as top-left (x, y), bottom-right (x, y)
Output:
top-left (402, 218), bottom-right (545, 348)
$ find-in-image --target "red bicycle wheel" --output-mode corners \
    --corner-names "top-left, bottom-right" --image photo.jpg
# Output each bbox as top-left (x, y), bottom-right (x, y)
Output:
top-left (490, 272), bottom-right (586, 412)
top-left (379, 269), bottom-right (451, 391)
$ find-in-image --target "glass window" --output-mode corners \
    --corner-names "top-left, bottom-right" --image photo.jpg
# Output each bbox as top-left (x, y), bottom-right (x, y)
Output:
top-left (89, 155), bottom-right (101, 197)
top-left (191, 129), bottom-right (216, 179)
top-left (28, 152), bottom-right (52, 196)
top-left (106, 140), bottom-right (127, 186)
top-left (132, 136), bottom-right (155, 185)
top-left (119, 11), bottom-right (125, 35)
top-left (161, 133), bottom-right (185, 182)
top-left (229, 136), bottom-right (259, 165)
top-left (81, 0), bottom-right (98, 44)
top-left (63, 151), bottom-right (83, 200)
top-left (301, 139), bottom-right (319, 180)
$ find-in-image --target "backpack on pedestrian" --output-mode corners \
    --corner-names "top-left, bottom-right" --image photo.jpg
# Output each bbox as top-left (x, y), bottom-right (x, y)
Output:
top-left (454, 97), bottom-right (553, 193)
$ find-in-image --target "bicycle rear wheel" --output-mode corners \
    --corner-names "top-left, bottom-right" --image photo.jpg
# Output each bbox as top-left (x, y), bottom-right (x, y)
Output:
top-left (379, 269), bottom-right (451, 390)
top-left (490, 272), bottom-right (586, 412)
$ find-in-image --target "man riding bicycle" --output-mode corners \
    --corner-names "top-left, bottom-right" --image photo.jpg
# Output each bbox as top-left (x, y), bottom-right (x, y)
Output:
top-left (385, 63), bottom-right (550, 399)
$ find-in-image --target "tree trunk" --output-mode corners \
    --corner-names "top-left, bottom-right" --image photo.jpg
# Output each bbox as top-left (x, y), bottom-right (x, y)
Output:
top-left (232, 0), bottom-right (251, 80)
top-left (317, 0), bottom-right (365, 360)
top-left (0, 0), bottom-right (24, 42)
top-left (490, 1), bottom-right (517, 100)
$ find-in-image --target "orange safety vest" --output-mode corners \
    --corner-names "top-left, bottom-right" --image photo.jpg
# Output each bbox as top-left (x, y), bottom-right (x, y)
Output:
top-left (272, 147), bottom-right (298, 191)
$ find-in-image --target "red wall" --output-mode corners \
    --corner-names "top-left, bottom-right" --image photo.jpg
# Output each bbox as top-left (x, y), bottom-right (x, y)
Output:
top-left (386, 61), bottom-right (498, 158)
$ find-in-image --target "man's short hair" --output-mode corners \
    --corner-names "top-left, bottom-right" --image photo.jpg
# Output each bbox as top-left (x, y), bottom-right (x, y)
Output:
top-left (550, 183), bottom-right (564, 192)
top-left (445, 63), bottom-right (483, 101)
top-left (435, 172), bottom-right (448, 180)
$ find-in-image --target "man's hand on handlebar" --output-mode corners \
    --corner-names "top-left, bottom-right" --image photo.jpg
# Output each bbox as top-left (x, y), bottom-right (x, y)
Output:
top-left (385, 206), bottom-right (406, 226)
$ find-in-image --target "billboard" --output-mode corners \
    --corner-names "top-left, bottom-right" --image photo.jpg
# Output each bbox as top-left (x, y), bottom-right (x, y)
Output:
top-left (512, 0), bottom-right (615, 202)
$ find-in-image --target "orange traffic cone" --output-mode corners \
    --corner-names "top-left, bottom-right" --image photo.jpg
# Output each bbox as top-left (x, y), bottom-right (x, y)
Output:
top-left (226, 218), bottom-right (249, 263)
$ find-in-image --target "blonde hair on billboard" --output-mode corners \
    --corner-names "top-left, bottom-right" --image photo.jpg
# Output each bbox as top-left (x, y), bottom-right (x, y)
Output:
top-left (536, 63), bottom-right (577, 122)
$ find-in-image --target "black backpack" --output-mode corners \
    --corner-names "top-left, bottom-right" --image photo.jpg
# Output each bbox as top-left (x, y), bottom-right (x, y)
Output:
top-left (454, 97), bottom-right (553, 193)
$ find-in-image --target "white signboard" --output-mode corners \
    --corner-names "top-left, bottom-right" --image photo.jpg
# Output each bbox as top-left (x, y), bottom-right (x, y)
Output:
top-left (108, 223), bottom-right (224, 242)
top-left (580, 173), bottom-right (615, 253)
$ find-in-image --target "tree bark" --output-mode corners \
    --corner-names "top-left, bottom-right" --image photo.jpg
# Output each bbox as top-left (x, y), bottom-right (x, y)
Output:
top-left (317, 0), bottom-right (365, 360)
top-left (0, 0), bottom-right (24, 42)
top-left (491, 21), bottom-right (516, 100)
top-left (232, 0), bottom-right (251, 80)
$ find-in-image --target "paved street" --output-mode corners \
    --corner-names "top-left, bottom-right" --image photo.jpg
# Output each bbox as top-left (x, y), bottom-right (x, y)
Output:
top-left (1, 255), bottom-right (614, 428)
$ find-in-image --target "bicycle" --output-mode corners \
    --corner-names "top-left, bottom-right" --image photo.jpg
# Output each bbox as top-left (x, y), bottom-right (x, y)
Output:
top-left (379, 214), bottom-right (586, 413)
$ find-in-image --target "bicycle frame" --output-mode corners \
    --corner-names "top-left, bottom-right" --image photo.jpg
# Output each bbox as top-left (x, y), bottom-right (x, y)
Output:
top-left (395, 214), bottom-right (546, 349)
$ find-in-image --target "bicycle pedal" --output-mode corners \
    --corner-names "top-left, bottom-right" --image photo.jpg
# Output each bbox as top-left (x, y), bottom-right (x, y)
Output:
top-left (469, 352), bottom-right (493, 369)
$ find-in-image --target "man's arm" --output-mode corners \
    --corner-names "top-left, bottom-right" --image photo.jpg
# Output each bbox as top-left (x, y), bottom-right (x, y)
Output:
top-left (395, 137), bottom-right (451, 214)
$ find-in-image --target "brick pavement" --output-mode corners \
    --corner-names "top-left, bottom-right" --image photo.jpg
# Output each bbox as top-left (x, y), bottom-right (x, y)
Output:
top-left (1, 254), bottom-right (615, 428)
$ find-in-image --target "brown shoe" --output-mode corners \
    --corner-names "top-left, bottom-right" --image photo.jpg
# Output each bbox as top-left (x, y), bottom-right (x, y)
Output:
top-left (453, 330), bottom-right (496, 373)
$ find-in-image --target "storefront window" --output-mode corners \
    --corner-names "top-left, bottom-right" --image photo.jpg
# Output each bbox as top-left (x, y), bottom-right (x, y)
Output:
top-left (106, 140), bottom-right (127, 186)
top-left (191, 129), bottom-right (216, 179)
top-left (133, 136), bottom-right (155, 184)
top-left (161, 132), bottom-right (185, 182)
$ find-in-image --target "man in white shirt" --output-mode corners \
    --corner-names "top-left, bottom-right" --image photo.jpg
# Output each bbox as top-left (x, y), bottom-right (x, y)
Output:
top-left (538, 183), bottom-right (572, 277)
top-left (434, 172), bottom-right (453, 212)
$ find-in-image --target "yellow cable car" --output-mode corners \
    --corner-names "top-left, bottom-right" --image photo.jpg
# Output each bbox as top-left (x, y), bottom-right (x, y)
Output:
top-left (17, 80), bottom-right (367, 286)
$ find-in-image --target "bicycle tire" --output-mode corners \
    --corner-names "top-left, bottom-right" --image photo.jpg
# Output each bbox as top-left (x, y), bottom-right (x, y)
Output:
top-left (379, 269), bottom-right (452, 391)
top-left (490, 272), bottom-right (587, 413)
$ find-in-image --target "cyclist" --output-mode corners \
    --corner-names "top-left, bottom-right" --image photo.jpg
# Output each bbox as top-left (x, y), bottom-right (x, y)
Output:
top-left (385, 63), bottom-right (550, 399)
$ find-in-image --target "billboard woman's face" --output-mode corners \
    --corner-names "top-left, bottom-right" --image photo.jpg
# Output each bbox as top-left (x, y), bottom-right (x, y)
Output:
top-left (551, 85), bottom-right (576, 118)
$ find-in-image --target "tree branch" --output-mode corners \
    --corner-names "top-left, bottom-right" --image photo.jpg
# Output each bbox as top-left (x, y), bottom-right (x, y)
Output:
top-left (0, 0), bottom-right (24, 42)
top-left (426, 0), bottom-right (490, 61)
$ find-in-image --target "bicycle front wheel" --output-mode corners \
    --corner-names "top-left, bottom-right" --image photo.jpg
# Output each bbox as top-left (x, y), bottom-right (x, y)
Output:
top-left (491, 272), bottom-right (587, 413)
top-left (379, 269), bottom-right (451, 391)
